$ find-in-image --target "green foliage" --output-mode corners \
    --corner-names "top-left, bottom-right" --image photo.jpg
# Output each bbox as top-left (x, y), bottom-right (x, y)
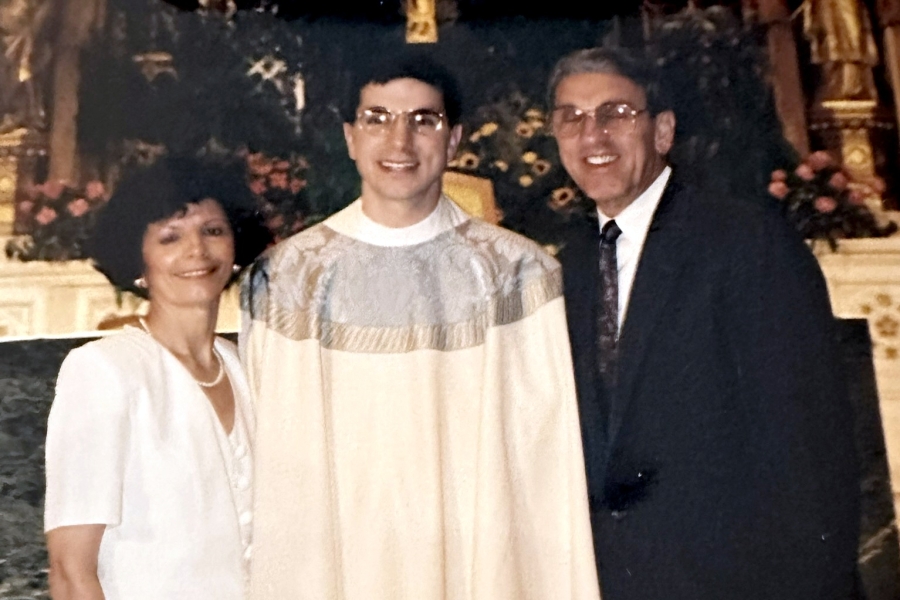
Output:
top-left (646, 6), bottom-right (796, 203)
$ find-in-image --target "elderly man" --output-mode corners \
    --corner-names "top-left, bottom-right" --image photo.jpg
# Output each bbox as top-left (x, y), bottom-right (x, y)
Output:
top-left (241, 53), bottom-right (600, 600)
top-left (550, 47), bottom-right (860, 600)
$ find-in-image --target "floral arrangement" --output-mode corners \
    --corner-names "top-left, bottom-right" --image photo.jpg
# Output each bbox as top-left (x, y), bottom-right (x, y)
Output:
top-left (245, 151), bottom-right (325, 243)
top-left (448, 91), bottom-right (583, 244)
top-left (5, 181), bottom-right (109, 261)
top-left (768, 151), bottom-right (897, 250)
top-left (4, 152), bottom-right (329, 263)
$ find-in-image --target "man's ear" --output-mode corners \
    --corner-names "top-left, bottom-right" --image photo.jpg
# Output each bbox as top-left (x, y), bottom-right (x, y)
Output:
top-left (653, 110), bottom-right (676, 156)
top-left (343, 122), bottom-right (357, 161)
top-left (446, 124), bottom-right (463, 164)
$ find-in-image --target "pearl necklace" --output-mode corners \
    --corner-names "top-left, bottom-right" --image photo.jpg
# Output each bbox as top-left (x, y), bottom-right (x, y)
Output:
top-left (138, 317), bottom-right (225, 388)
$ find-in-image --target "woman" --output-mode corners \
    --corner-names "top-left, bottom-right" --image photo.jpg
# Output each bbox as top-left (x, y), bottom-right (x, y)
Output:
top-left (44, 156), bottom-right (271, 600)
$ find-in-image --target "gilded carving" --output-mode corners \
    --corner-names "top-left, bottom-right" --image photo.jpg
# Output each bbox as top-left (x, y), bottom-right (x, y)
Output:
top-left (856, 290), bottom-right (900, 361)
top-left (406, 0), bottom-right (438, 43)
top-left (0, 0), bottom-right (52, 133)
top-left (875, 315), bottom-right (899, 338)
top-left (802, 0), bottom-right (880, 100)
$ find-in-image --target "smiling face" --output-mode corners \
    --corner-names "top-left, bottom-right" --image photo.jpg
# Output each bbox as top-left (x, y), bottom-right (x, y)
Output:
top-left (553, 71), bottom-right (675, 217)
top-left (141, 198), bottom-right (235, 310)
top-left (343, 77), bottom-right (462, 224)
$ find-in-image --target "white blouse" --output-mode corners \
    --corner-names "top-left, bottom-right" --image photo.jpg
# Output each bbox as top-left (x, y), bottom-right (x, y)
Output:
top-left (45, 328), bottom-right (254, 600)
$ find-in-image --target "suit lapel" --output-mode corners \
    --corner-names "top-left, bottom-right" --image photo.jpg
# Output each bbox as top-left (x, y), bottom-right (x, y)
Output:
top-left (608, 179), bottom-right (692, 448)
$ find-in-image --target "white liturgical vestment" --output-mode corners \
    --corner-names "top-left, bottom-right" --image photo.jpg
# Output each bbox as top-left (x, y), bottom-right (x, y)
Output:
top-left (241, 196), bottom-right (600, 600)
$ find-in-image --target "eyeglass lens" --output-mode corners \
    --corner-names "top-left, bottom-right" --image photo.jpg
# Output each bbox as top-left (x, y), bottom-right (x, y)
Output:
top-left (358, 108), bottom-right (444, 134)
top-left (552, 103), bottom-right (642, 136)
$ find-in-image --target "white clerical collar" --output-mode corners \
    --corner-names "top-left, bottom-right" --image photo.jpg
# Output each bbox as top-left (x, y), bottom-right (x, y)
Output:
top-left (597, 166), bottom-right (671, 238)
top-left (325, 194), bottom-right (469, 247)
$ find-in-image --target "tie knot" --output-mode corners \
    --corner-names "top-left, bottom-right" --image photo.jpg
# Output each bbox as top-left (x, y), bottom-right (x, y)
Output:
top-left (600, 220), bottom-right (622, 245)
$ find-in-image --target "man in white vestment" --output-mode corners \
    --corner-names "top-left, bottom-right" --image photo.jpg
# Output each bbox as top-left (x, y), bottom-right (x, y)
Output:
top-left (241, 53), bottom-right (601, 600)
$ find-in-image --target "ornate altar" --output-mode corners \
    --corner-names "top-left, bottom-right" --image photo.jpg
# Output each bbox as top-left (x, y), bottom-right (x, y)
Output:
top-left (0, 128), bottom-right (45, 235)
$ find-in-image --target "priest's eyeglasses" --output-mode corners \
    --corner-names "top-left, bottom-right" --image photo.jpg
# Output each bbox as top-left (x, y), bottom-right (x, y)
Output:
top-left (356, 107), bottom-right (446, 135)
top-left (551, 102), bottom-right (647, 138)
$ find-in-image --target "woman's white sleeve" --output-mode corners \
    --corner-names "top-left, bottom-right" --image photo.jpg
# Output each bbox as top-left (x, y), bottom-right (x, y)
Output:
top-left (44, 344), bottom-right (131, 532)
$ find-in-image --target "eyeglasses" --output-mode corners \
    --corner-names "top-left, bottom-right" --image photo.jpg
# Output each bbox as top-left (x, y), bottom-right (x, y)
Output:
top-left (551, 102), bottom-right (647, 138)
top-left (355, 107), bottom-right (446, 136)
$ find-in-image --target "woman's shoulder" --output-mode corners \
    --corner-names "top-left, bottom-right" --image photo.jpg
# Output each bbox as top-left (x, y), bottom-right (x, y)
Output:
top-left (60, 329), bottom-right (161, 384)
top-left (67, 328), bottom-right (158, 362)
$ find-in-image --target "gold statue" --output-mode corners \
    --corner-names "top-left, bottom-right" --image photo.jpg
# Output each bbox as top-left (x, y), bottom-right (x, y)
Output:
top-left (0, 0), bottom-right (52, 132)
top-left (406, 0), bottom-right (438, 43)
top-left (802, 0), bottom-right (880, 100)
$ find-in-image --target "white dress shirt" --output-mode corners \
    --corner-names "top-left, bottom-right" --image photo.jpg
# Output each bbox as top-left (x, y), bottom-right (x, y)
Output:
top-left (597, 166), bottom-right (672, 332)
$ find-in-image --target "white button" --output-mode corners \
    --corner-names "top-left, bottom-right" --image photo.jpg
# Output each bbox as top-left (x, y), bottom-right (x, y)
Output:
top-left (234, 444), bottom-right (246, 458)
top-left (243, 545), bottom-right (253, 560)
top-left (239, 511), bottom-right (253, 525)
top-left (235, 476), bottom-right (250, 490)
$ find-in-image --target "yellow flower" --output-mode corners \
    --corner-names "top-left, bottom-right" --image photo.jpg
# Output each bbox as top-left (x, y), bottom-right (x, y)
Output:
top-left (469, 132), bottom-right (482, 142)
top-left (549, 187), bottom-right (576, 208)
top-left (479, 122), bottom-right (499, 136)
top-left (525, 109), bottom-right (546, 130)
top-left (532, 159), bottom-right (551, 176)
top-left (493, 160), bottom-right (509, 172)
top-left (519, 175), bottom-right (534, 187)
top-left (516, 122), bottom-right (535, 138)
top-left (521, 151), bottom-right (538, 164)
top-left (458, 152), bottom-right (480, 169)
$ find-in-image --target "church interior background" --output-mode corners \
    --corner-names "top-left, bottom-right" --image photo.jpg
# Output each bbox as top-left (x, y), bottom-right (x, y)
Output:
top-left (2, 0), bottom-right (900, 596)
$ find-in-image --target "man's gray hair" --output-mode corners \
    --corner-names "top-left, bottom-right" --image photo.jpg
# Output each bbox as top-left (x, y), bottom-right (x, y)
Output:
top-left (547, 46), bottom-right (670, 115)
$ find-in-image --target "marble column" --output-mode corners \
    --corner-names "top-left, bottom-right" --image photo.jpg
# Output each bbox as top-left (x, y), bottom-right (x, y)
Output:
top-left (47, 0), bottom-right (104, 182)
top-left (747, 0), bottom-right (810, 155)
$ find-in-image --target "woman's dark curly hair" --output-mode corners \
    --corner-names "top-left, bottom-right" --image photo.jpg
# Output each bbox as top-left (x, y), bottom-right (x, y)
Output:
top-left (87, 156), bottom-right (272, 299)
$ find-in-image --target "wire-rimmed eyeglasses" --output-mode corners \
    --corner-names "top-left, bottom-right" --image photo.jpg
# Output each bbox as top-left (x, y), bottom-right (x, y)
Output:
top-left (550, 102), bottom-right (647, 138)
top-left (355, 107), bottom-right (446, 135)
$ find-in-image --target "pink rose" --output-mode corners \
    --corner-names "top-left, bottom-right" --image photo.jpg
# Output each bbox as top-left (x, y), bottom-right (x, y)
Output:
top-left (67, 197), bottom-right (90, 217)
top-left (871, 176), bottom-right (887, 194)
top-left (770, 169), bottom-right (787, 182)
top-left (85, 180), bottom-right (106, 200)
top-left (814, 196), bottom-right (838, 213)
top-left (828, 172), bottom-right (849, 191)
top-left (807, 151), bottom-right (834, 171)
top-left (248, 177), bottom-right (267, 195)
top-left (268, 171), bottom-right (289, 190)
top-left (849, 190), bottom-right (866, 206)
top-left (267, 214), bottom-right (285, 230)
top-left (41, 181), bottom-right (65, 200)
top-left (35, 206), bottom-right (58, 225)
top-left (767, 181), bottom-right (789, 199)
top-left (17, 200), bottom-right (34, 214)
top-left (247, 153), bottom-right (273, 176)
top-left (795, 164), bottom-right (815, 181)
top-left (289, 178), bottom-right (307, 194)
top-left (274, 160), bottom-right (290, 171)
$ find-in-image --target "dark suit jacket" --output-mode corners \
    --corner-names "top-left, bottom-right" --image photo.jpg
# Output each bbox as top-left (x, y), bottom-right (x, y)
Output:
top-left (558, 175), bottom-right (860, 600)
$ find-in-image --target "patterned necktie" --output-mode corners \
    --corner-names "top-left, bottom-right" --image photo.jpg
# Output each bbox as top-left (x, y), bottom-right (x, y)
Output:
top-left (598, 220), bottom-right (622, 387)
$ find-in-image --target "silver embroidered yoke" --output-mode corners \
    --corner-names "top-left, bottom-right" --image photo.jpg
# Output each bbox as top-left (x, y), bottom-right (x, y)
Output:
top-left (243, 215), bottom-right (562, 353)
